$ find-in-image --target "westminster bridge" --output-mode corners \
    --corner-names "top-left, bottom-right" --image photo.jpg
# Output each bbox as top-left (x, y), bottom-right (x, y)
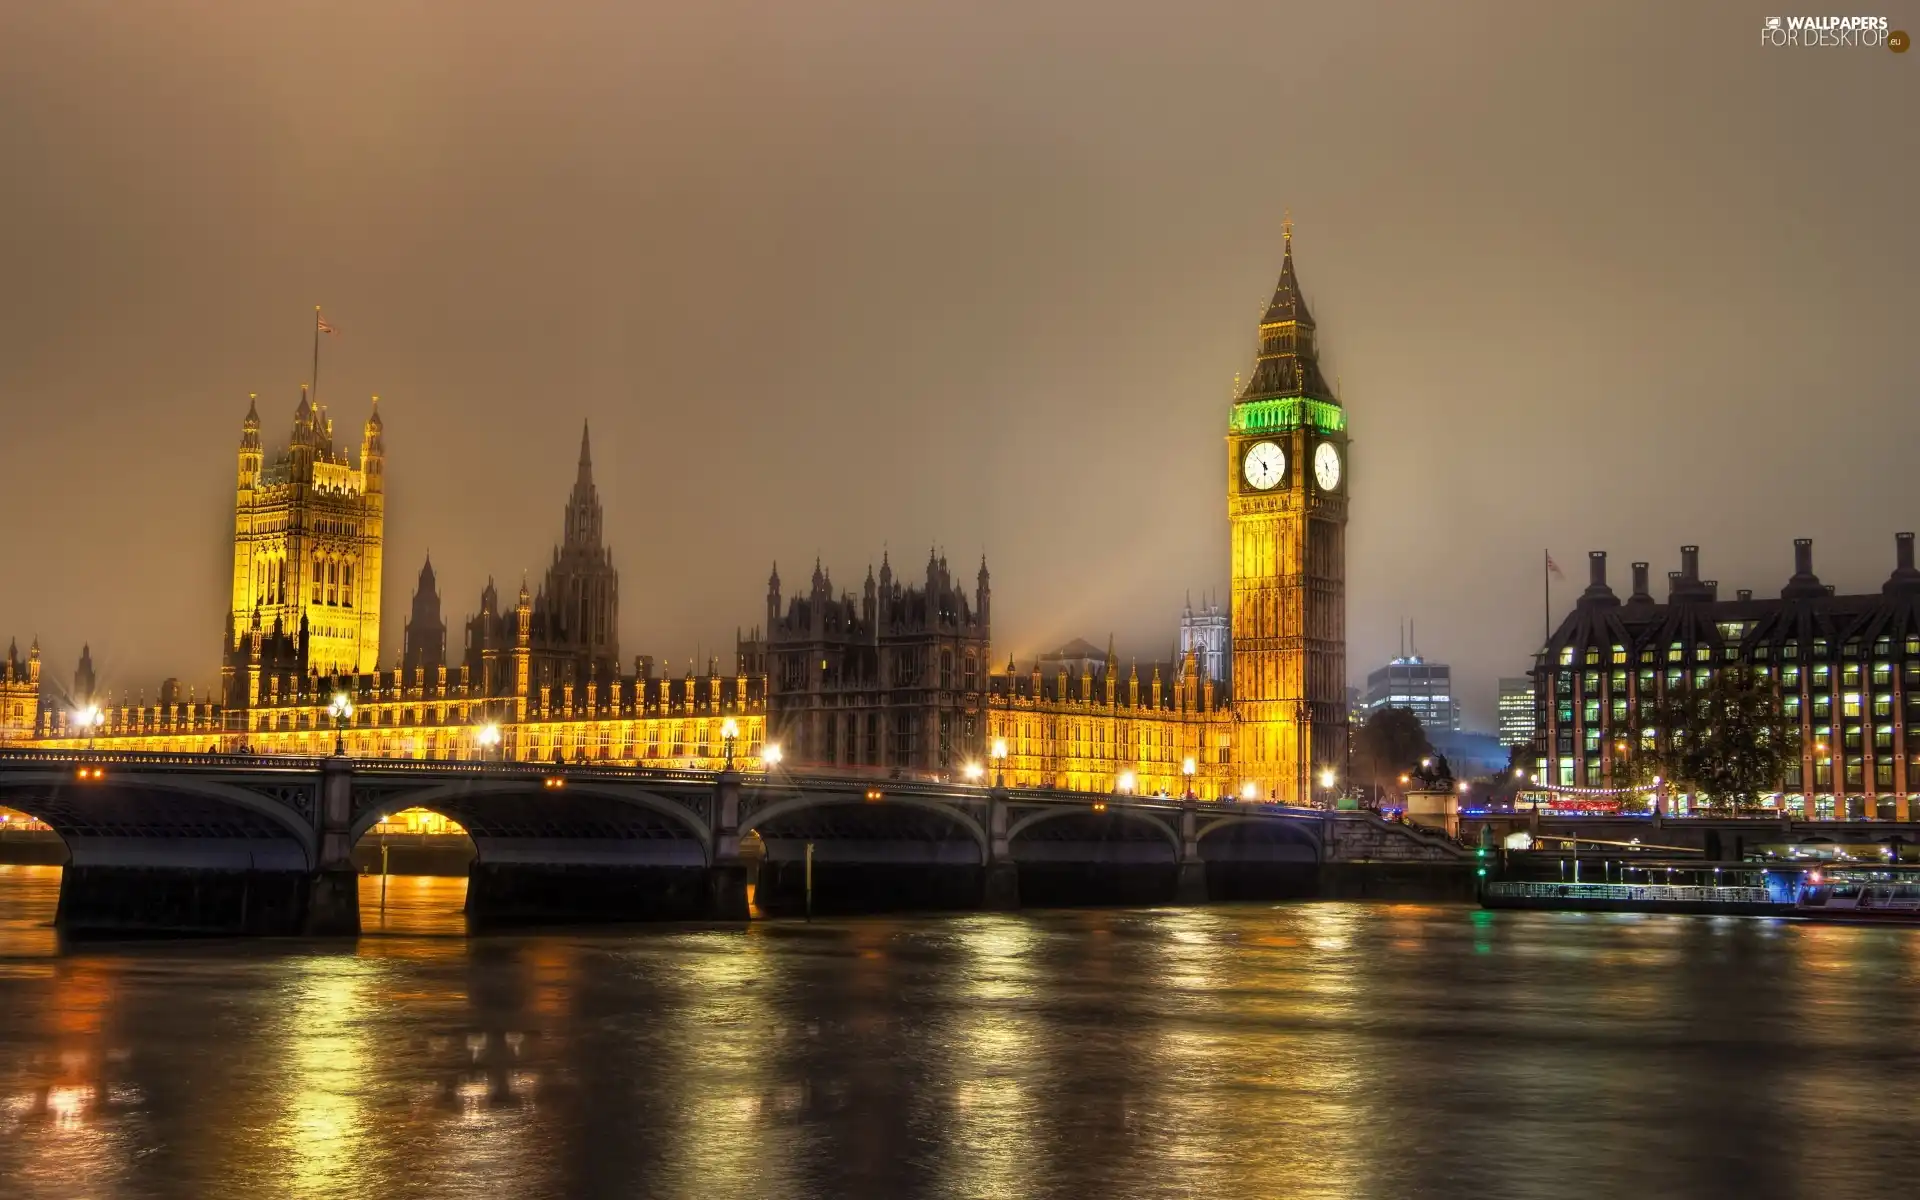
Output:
top-left (0, 749), bottom-right (1469, 936)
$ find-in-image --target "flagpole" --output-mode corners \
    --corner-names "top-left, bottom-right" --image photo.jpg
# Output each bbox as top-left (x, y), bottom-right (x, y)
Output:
top-left (1543, 549), bottom-right (1550, 646)
top-left (311, 306), bottom-right (322, 404)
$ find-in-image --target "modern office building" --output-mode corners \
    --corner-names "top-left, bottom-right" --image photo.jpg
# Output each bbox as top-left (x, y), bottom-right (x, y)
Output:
top-left (1364, 657), bottom-right (1457, 734)
top-left (1498, 677), bottom-right (1536, 749)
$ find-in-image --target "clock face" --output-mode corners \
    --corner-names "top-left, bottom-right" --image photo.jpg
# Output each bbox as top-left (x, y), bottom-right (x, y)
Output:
top-left (1242, 441), bottom-right (1285, 490)
top-left (1314, 442), bottom-right (1342, 491)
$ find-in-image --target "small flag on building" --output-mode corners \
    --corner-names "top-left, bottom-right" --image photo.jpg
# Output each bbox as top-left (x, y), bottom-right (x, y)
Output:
top-left (1545, 552), bottom-right (1565, 581)
top-left (316, 314), bottom-right (339, 336)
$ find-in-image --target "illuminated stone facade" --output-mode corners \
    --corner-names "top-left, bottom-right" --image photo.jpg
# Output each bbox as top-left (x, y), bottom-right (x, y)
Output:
top-left (0, 639), bottom-right (39, 746)
top-left (226, 389), bottom-right (385, 684)
top-left (988, 644), bottom-right (1237, 798)
top-left (31, 651), bottom-right (764, 769)
top-left (1224, 227), bottom-right (1350, 803)
top-left (30, 408), bottom-right (766, 768)
top-left (986, 231), bottom-right (1351, 805)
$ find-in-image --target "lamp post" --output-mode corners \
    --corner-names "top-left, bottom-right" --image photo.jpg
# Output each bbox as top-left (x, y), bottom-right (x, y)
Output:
top-left (328, 692), bottom-right (353, 757)
top-left (1182, 756), bottom-right (1196, 802)
top-left (763, 742), bottom-right (783, 771)
top-left (476, 721), bottom-right (501, 763)
top-left (963, 761), bottom-right (985, 784)
top-left (721, 717), bottom-right (740, 770)
top-left (1319, 766), bottom-right (1338, 810)
top-left (991, 738), bottom-right (1008, 788)
top-left (73, 704), bottom-right (104, 752)
top-left (1118, 769), bottom-right (1136, 796)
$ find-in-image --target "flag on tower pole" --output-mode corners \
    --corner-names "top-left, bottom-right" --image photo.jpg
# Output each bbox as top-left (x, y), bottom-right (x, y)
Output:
top-left (310, 307), bottom-right (338, 403)
top-left (1544, 551), bottom-right (1565, 645)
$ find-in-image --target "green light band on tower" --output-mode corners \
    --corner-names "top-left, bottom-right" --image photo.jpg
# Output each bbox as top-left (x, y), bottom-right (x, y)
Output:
top-left (1229, 397), bottom-right (1345, 434)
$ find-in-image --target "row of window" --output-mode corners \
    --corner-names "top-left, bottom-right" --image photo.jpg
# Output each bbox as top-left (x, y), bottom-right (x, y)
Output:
top-left (1559, 636), bottom-right (1920, 667)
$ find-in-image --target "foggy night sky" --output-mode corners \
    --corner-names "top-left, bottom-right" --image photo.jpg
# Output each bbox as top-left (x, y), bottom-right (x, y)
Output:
top-left (1, 1), bottom-right (1913, 729)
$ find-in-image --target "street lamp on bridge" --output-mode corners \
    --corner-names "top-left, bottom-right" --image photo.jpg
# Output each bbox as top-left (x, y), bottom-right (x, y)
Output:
top-left (72, 704), bottom-right (104, 752)
top-left (991, 738), bottom-right (1008, 788)
top-left (763, 742), bottom-right (783, 770)
top-left (328, 692), bottom-right (354, 757)
top-left (476, 721), bottom-right (501, 762)
top-left (1182, 757), bottom-right (1196, 802)
top-left (721, 718), bottom-right (740, 770)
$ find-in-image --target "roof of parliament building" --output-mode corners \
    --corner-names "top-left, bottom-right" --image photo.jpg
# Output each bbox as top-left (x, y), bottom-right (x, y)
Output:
top-left (1541, 533), bottom-right (1920, 663)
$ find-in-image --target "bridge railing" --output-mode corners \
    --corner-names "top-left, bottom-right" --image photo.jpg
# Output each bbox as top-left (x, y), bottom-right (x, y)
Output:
top-left (0, 747), bottom-right (1339, 822)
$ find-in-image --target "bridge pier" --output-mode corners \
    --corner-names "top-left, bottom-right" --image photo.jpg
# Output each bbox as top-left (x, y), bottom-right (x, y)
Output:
top-left (708, 769), bottom-right (749, 920)
top-left (982, 788), bottom-right (1019, 910)
top-left (1174, 804), bottom-right (1208, 904)
top-left (302, 755), bottom-right (361, 937)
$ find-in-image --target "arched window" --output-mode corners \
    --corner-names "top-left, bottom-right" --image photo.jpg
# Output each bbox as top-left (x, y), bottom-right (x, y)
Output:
top-left (312, 556), bottom-right (325, 604)
top-left (342, 562), bottom-right (354, 607)
top-left (326, 559), bottom-right (338, 606)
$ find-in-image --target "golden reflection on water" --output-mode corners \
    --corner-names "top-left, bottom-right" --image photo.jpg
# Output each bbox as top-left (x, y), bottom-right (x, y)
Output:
top-left (936, 914), bottom-right (1045, 1199)
top-left (273, 962), bottom-right (376, 1199)
top-left (10, 875), bottom-right (1920, 1198)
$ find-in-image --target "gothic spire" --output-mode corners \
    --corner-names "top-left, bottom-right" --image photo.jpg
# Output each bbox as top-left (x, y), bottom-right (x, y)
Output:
top-left (562, 419), bottom-right (603, 550)
top-left (1238, 223), bottom-right (1334, 403)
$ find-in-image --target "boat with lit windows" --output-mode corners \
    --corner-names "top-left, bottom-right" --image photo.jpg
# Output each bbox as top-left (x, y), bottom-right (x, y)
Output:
top-left (1482, 861), bottom-right (1920, 924)
top-left (1791, 868), bottom-right (1920, 924)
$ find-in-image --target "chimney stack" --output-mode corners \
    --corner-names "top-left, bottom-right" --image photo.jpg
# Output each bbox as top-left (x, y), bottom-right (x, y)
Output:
top-left (1630, 562), bottom-right (1651, 602)
top-left (1737, 589), bottom-right (1753, 602)
top-left (1783, 537), bottom-right (1826, 600)
top-left (1681, 545), bottom-right (1700, 581)
top-left (1589, 550), bottom-right (1607, 589)
top-left (1885, 532), bottom-right (1920, 595)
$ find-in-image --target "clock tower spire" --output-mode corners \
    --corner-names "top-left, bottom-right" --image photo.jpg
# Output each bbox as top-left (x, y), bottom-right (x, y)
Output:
top-left (1226, 227), bottom-right (1349, 805)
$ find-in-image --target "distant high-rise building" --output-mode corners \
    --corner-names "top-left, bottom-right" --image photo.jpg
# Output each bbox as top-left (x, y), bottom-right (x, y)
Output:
top-left (1364, 657), bottom-right (1457, 734)
top-left (1498, 677), bottom-right (1536, 749)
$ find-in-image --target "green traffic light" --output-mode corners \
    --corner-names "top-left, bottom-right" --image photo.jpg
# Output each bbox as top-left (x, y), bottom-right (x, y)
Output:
top-left (1476, 867), bottom-right (1487, 877)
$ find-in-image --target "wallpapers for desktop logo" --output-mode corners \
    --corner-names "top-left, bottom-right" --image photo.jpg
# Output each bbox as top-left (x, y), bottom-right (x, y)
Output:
top-left (1759, 15), bottom-right (1902, 48)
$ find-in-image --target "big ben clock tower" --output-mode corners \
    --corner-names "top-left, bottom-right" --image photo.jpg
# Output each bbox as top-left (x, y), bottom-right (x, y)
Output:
top-left (1227, 225), bottom-right (1349, 805)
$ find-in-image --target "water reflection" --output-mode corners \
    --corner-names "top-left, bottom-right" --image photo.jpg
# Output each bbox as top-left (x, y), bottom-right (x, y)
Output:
top-left (4, 877), bottom-right (1920, 1198)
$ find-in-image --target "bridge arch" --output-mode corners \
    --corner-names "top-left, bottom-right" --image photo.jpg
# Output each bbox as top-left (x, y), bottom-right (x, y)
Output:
top-left (742, 792), bottom-right (990, 863)
top-left (0, 769), bottom-right (319, 869)
top-left (1006, 805), bottom-right (1181, 852)
top-left (1196, 814), bottom-right (1323, 857)
top-left (349, 780), bottom-right (714, 864)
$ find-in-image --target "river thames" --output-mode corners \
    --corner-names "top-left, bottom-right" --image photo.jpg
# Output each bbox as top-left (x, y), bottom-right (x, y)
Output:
top-left (3, 865), bottom-right (1920, 1199)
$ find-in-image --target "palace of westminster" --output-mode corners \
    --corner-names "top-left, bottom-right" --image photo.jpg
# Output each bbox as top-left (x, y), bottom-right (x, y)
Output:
top-left (1, 235), bottom-right (1354, 804)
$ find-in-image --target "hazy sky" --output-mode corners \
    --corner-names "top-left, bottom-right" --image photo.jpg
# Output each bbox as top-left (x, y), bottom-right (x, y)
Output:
top-left (1, 1), bottom-right (1913, 728)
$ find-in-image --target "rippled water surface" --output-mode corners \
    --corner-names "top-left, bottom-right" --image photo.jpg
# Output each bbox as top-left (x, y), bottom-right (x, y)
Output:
top-left (4, 863), bottom-right (1920, 1199)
